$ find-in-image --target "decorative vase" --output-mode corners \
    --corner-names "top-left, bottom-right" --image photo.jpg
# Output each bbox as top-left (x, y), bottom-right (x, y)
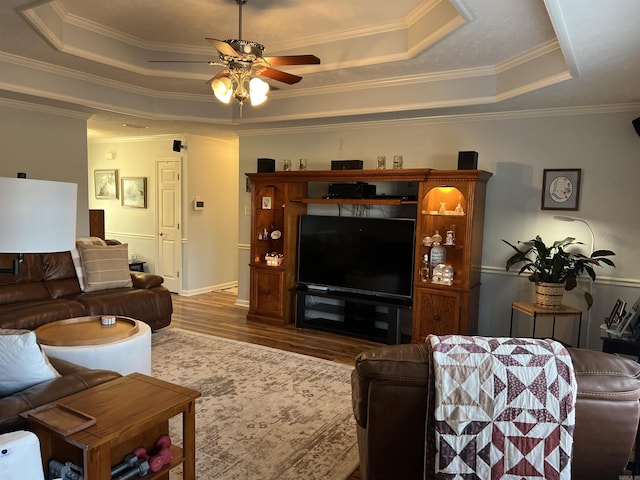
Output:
top-left (535, 282), bottom-right (565, 308)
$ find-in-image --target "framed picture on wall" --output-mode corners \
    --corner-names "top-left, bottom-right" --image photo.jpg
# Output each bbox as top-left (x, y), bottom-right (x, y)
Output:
top-left (121, 177), bottom-right (147, 208)
top-left (541, 168), bottom-right (581, 210)
top-left (94, 169), bottom-right (118, 199)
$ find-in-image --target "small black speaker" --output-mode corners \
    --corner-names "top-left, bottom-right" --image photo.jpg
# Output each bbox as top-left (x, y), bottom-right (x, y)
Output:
top-left (457, 151), bottom-right (478, 170)
top-left (633, 116), bottom-right (640, 137)
top-left (172, 140), bottom-right (182, 152)
top-left (257, 158), bottom-right (275, 173)
top-left (330, 160), bottom-right (363, 170)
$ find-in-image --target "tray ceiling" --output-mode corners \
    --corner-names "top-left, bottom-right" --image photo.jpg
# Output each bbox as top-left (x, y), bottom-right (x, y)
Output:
top-left (1, 0), bottom-right (638, 137)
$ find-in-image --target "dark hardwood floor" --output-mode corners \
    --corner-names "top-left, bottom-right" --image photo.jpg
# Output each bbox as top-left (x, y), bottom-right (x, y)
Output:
top-left (169, 291), bottom-right (382, 366)
top-left (169, 290), bottom-right (379, 479)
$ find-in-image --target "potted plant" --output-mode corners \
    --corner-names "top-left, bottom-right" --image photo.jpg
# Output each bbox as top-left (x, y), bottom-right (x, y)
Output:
top-left (502, 236), bottom-right (615, 309)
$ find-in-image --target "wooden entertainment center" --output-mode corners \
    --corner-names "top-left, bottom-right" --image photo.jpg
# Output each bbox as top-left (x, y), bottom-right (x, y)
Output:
top-left (246, 168), bottom-right (492, 343)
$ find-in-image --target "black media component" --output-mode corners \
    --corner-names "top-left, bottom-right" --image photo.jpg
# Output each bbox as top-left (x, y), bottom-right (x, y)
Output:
top-left (344, 301), bottom-right (376, 326)
top-left (331, 159), bottom-right (363, 170)
top-left (457, 151), bottom-right (478, 170)
top-left (633, 116), bottom-right (640, 137)
top-left (257, 158), bottom-right (275, 172)
top-left (172, 140), bottom-right (182, 152)
top-left (327, 182), bottom-right (376, 199)
top-left (297, 215), bottom-right (416, 299)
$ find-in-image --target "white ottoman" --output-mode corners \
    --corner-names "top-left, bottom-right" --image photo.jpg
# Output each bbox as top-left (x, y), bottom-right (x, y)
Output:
top-left (36, 316), bottom-right (151, 375)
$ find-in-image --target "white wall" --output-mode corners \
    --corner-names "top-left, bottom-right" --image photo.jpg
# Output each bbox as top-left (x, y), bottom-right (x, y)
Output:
top-left (0, 101), bottom-right (89, 236)
top-left (181, 135), bottom-right (239, 294)
top-left (238, 108), bottom-right (640, 349)
top-left (88, 134), bottom-right (239, 294)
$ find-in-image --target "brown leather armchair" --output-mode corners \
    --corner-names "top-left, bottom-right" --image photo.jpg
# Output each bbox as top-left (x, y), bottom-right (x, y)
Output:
top-left (352, 343), bottom-right (640, 480)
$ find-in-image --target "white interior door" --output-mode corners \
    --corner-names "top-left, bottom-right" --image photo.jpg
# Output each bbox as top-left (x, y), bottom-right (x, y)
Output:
top-left (156, 159), bottom-right (182, 293)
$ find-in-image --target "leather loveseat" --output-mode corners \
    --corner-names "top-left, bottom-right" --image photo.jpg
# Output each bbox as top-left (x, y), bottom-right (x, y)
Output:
top-left (0, 357), bottom-right (121, 434)
top-left (352, 342), bottom-right (640, 480)
top-left (0, 250), bottom-right (172, 331)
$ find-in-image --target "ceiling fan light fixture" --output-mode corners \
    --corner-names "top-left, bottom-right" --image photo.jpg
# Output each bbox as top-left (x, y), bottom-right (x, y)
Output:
top-left (211, 77), bottom-right (233, 103)
top-left (199, 0), bottom-right (318, 112)
top-left (249, 77), bottom-right (269, 106)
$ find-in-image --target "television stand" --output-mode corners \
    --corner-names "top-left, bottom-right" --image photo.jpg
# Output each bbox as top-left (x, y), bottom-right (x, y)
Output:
top-left (293, 286), bottom-right (411, 344)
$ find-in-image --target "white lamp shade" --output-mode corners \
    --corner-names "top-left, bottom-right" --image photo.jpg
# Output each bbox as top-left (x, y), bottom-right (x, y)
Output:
top-left (249, 77), bottom-right (269, 106)
top-left (0, 177), bottom-right (77, 253)
top-left (211, 77), bottom-right (233, 104)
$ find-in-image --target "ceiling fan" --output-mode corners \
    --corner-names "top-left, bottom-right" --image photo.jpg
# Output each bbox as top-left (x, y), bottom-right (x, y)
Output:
top-left (151, 0), bottom-right (320, 110)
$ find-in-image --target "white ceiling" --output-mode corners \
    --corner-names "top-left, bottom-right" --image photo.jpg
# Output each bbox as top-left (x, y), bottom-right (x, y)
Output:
top-left (1, 0), bottom-right (639, 138)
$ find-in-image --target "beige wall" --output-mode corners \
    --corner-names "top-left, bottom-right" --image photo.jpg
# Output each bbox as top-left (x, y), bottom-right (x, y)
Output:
top-left (87, 134), bottom-right (239, 294)
top-left (0, 100), bottom-right (89, 236)
top-left (237, 108), bottom-right (640, 348)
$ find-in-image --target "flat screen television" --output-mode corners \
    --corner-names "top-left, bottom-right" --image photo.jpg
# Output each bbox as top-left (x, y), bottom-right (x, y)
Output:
top-left (297, 215), bottom-right (416, 299)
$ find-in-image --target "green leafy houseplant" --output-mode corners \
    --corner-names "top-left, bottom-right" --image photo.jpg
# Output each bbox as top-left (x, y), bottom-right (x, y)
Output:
top-left (502, 236), bottom-right (616, 308)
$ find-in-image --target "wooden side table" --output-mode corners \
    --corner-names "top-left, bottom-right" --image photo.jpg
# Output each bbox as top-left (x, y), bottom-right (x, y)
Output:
top-left (24, 373), bottom-right (200, 480)
top-left (510, 301), bottom-right (583, 347)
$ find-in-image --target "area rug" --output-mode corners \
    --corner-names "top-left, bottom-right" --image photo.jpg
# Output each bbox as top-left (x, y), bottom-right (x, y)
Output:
top-left (150, 328), bottom-right (359, 479)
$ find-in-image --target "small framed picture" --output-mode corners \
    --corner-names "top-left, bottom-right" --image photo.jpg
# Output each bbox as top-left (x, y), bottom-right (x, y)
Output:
top-left (94, 169), bottom-right (118, 199)
top-left (628, 297), bottom-right (640, 339)
top-left (606, 297), bottom-right (626, 329)
top-left (541, 168), bottom-right (581, 210)
top-left (121, 177), bottom-right (147, 208)
top-left (261, 196), bottom-right (272, 210)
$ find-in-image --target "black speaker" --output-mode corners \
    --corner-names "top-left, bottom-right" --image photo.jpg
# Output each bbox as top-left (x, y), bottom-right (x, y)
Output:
top-left (257, 158), bottom-right (275, 173)
top-left (457, 151), bottom-right (478, 170)
top-left (633, 116), bottom-right (640, 137)
top-left (172, 140), bottom-right (182, 152)
top-left (330, 160), bottom-right (363, 170)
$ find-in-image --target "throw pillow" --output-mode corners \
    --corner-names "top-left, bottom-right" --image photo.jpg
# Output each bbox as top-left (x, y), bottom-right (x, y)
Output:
top-left (0, 329), bottom-right (60, 397)
top-left (75, 236), bottom-right (108, 247)
top-left (70, 248), bottom-right (86, 291)
top-left (74, 237), bottom-right (107, 291)
top-left (78, 243), bottom-right (133, 293)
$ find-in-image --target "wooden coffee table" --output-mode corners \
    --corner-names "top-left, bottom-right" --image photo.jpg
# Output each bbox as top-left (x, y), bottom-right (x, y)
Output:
top-left (24, 373), bottom-right (200, 480)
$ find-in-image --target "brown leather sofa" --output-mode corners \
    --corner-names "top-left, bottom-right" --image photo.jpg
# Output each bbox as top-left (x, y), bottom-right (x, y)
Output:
top-left (352, 343), bottom-right (640, 480)
top-left (0, 251), bottom-right (172, 331)
top-left (0, 357), bottom-right (121, 434)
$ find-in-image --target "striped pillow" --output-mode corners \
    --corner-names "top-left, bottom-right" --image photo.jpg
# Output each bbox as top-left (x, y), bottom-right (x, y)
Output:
top-left (70, 248), bottom-right (86, 291)
top-left (74, 237), bottom-right (108, 292)
top-left (78, 243), bottom-right (132, 292)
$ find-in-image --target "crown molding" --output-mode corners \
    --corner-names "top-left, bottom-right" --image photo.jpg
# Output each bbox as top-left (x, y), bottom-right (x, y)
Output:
top-left (0, 96), bottom-right (90, 120)
top-left (236, 102), bottom-right (640, 136)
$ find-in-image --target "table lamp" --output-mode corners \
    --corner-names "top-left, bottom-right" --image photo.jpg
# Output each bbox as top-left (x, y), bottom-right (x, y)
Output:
top-left (0, 175), bottom-right (77, 275)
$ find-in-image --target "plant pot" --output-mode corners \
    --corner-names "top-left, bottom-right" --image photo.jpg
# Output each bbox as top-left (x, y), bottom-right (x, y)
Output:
top-left (535, 282), bottom-right (565, 308)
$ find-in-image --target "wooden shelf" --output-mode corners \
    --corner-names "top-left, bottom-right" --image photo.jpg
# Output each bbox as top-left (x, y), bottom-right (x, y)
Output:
top-left (293, 197), bottom-right (417, 205)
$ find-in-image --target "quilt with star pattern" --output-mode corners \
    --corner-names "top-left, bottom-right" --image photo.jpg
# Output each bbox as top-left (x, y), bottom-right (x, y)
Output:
top-left (427, 335), bottom-right (577, 480)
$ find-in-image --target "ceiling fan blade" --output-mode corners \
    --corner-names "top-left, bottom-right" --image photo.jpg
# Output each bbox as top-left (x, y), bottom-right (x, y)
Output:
top-left (205, 38), bottom-right (239, 57)
top-left (258, 68), bottom-right (302, 85)
top-left (149, 60), bottom-right (216, 64)
top-left (263, 55), bottom-right (321, 67)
